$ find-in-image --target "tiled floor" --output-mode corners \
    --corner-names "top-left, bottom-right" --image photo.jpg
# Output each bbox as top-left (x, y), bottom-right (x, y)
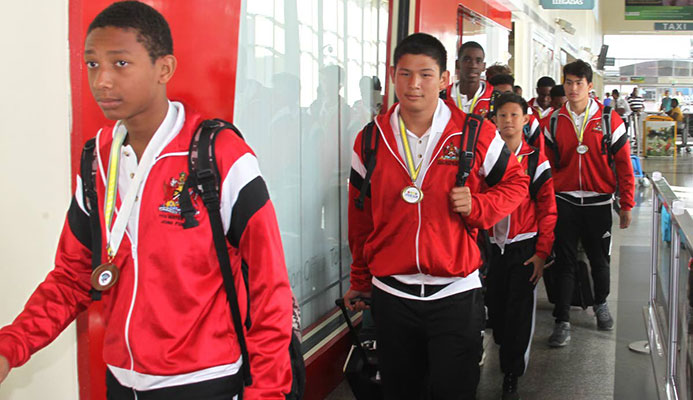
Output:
top-left (324, 152), bottom-right (693, 400)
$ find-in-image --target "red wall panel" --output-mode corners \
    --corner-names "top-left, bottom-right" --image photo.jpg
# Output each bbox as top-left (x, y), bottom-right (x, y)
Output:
top-left (68, 1), bottom-right (241, 398)
top-left (417, 0), bottom-right (511, 36)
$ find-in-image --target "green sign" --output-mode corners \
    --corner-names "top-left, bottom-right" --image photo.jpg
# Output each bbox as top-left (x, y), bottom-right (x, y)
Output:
top-left (626, 6), bottom-right (693, 20)
top-left (654, 22), bottom-right (693, 31)
top-left (540, 0), bottom-right (594, 9)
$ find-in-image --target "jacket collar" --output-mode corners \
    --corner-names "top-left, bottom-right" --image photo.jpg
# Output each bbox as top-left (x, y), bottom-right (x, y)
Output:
top-left (559, 99), bottom-right (602, 121)
top-left (97, 101), bottom-right (204, 157)
top-left (375, 98), bottom-right (469, 168)
top-left (516, 138), bottom-right (534, 157)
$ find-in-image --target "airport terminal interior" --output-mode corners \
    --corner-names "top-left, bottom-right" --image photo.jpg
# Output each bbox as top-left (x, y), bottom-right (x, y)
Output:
top-left (2, 0), bottom-right (693, 399)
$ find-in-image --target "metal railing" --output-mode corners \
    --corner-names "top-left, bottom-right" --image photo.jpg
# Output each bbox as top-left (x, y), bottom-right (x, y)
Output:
top-left (645, 173), bottom-right (693, 400)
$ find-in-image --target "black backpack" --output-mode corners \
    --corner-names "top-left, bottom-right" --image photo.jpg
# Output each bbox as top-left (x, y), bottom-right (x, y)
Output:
top-left (80, 119), bottom-right (305, 399)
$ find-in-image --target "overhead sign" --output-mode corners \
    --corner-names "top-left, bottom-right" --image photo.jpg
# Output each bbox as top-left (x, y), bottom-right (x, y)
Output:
top-left (626, 1), bottom-right (693, 20)
top-left (540, 0), bottom-right (594, 10)
top-left (654, 22), bottom-right (693, 31)
top-left (605, 57), bottom-right (616, 67)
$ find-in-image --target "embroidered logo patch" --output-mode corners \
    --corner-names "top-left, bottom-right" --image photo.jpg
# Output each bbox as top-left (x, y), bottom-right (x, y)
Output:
top-left (478, 108), bottom-right (488, 117)
top-left (158, 172), bottom-right (199, 228)
top-left (593, 121), bottom-right (603, 132)
top-left (438, 142), bottom-right (460, 165)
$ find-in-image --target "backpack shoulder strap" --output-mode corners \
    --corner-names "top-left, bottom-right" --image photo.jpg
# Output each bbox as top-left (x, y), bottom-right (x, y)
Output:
top-left (354, 121), bottom-right (379, 210)
top-left (601, 106), bottom-right (614, 167)
top-left (527, 147), bottom-right (543, 201)
top-left (548, 109), bottom-right (561, 169)
top-left (456, 113), bottom-right (484, 187)
top-left (487, 90), bottom-right (501, 120)
top-left (186, 119), bottom-right (253, 388)
top-left (80, 138), bottom-right (103, 301)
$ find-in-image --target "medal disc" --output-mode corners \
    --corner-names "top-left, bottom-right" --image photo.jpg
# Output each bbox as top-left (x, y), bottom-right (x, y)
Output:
top-left (91, 263), bottom-right (120, 291)
top-left (401, 186), bottom-right (423, 204)
top-left (577, 144), bottom-right (589, 154)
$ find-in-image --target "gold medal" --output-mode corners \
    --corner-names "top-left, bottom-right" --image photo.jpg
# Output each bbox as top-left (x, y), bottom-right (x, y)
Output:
top-left (577, 144), bottom-right (589, 154)
top-left (401, 185), bottom-right (424, 204)
top-left (91, 263), bottom-right (120, 291)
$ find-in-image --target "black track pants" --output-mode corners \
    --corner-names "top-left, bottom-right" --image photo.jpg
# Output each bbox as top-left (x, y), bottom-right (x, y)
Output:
top-left (485, 238), bottom-right (537, 376)
top-left (552, 199), bottom-right (613, 322)
top-left (372, 286), bottom-right (485, 400)
top-left (106, 369), bottom-right (242, 400)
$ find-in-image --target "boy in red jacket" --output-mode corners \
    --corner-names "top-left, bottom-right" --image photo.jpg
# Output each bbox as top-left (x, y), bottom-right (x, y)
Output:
top-left (343, 33), bottom-right (528, 400)
top-left (543, 60), bottom-right (634, 347)
top-left (0, 2), bottom-right (293, 398)
top-left (446, 41), bottom-right (496, 117)
top-left (487, 93), bottom-right (557, 400)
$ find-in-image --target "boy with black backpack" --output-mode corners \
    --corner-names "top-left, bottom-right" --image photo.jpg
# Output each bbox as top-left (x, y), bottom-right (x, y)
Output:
top-left (542, 60), bottom-right (634, 347)
top-left (0, 2), bottom-right (297, 398)
top-left (486, 93), bottom-right (557, 400)
top-left (343, 33), bottom-right (528, 400)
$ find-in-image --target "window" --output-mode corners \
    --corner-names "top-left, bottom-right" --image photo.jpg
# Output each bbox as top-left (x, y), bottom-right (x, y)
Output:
top-left (234, 0), bottom-right (388, 336)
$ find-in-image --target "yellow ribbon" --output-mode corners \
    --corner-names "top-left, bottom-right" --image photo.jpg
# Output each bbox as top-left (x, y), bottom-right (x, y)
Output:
top-left (398, 116), bottom-right (422, 182)
top-left (456, 82), bottom-right (482, 113)
top-left (104, 124), bottom-right (127, 259)
top-left (569, 101), bottom-right (591, 144)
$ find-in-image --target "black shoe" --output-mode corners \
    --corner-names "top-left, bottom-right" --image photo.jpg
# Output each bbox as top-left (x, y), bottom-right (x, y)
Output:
top-left (502, 373), bottom-right (520, 400)
top-left (594, 302), bottom-right (614, 331)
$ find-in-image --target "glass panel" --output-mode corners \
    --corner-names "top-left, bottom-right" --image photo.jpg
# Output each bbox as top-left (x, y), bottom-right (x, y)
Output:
top-left (676, 241), bottom-right (692, 395)
top-left (459, 7), bottom-right (509, 67)
top-left (674, 61), bottom-right (691, 77)
top-left (658, 60), bottom-right (674, 77)
top-left (234, 0), bottom-right (388, 335)
top-left (655, 199), bottom-right (671, 341)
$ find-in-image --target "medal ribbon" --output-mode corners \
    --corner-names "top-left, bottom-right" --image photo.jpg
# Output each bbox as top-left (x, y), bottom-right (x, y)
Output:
top-left (398, 116), bottom-right (422, 182)
top-left (456, 82), bottom-right (482, 113)
top-left (104, 121), bottom-right (162, 259)
top-left (104, 123), bottom-right (127, 259)
top-left (569, 100), bottom-right (591, 144)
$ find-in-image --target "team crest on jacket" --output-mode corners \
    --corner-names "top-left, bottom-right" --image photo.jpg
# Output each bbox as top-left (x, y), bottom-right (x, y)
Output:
top-left (593, 121), bottom-right (603, 132)
top-left (158, 172), bottom-right (198, 222)
top-left (438, 142), bottom-right (460, 165)
top-left (478, 108), bottom-right (488, 117)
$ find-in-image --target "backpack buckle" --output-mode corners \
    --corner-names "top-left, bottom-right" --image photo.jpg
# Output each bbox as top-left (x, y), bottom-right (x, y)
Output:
top-left (195, 168), bottom-right (219, 205)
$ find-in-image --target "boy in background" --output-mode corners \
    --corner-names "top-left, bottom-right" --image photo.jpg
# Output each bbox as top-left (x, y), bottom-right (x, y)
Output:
top-left (487, 93), bottom-right (557, 400)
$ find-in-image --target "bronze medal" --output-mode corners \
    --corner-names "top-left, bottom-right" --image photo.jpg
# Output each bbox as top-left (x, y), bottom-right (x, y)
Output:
top-left (91, 263), bottom-right (120, 291)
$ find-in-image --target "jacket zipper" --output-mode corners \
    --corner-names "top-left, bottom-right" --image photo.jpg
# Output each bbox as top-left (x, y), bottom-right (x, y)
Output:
top-left (116, 151), bottom-right (189, 373)
top-left (374, 118), bottom-right (465, 284)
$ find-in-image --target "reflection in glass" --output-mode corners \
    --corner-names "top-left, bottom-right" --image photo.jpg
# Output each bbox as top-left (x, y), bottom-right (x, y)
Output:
top-left (234, 0), bottom-right (388, 330)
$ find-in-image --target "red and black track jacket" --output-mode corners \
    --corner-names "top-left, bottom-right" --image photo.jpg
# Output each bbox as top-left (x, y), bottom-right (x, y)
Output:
top-left (525, 110), bottom-right (545, 155)
top-left (0, 104), bottom-right (293, 399)
top-left (446, 81), bottom-right (496, 117)
top-left (348, 100), bottom-right (529, 292)
top-left (488, 140), bottom-right (557, 259)
top-left (541, 100), bottom-right (635, 211)
top-left (528, 98), bottom-right (553, 120)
